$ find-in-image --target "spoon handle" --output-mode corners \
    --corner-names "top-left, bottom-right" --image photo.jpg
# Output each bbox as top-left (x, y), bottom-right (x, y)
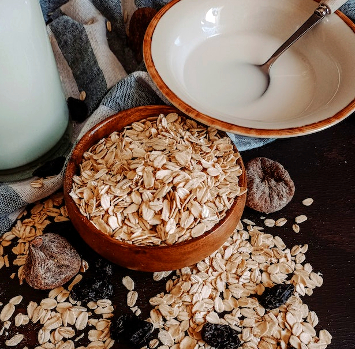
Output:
top-left (322, 0), bottom-right (348, 13)
top-left (261, 0), bottom-right (348, 70)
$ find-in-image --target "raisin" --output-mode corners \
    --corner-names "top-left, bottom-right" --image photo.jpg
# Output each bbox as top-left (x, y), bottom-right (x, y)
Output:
top-left (128, 7), bottom-right (158, 62)
top-left (32, 156), bottom-right (66, 178)
top-left (109, 313), bottom-right (128, 338)
top-left (70, 258), bottom-right (114, 303)
top-left (67, 97), bottom-right (89, 122)
top-left (258, 283), bottom-right (295, 310)
top-left (94, 258), bottom-right (113, 277)
top-left (70, 276), bottom-right (113, 303)
top-left (110, 313), bottom-right (154, 347)
top-left (201, 323), bottom-right (241, 349)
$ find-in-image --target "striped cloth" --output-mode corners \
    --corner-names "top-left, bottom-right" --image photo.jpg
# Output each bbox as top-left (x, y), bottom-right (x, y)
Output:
top-left (0, 0), bottom-right (354, 234)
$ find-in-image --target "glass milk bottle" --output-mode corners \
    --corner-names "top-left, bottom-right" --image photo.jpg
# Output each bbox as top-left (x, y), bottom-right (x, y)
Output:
top-left (0, 0), bottom-right (69, 173)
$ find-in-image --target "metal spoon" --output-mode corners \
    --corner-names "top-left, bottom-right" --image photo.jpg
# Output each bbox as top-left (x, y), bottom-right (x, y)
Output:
top-left (258, 0), bottom-right (348, 92)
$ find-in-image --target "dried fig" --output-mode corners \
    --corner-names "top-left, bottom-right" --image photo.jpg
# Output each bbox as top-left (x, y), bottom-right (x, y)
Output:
top-left (128, 7), bottom-right (157, 62)
top-left (246, 157), bottom-right (295, 213)
top-left (23, 233), bottom-right (81, 290)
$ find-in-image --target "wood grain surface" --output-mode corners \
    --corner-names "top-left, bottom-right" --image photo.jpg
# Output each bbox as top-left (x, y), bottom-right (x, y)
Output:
top-left (0, 114), bottom-right (354, 349)
top-left (241, 115), bottom-right (355, 349)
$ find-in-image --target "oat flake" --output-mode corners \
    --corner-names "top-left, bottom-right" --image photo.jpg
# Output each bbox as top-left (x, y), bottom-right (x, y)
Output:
top-left (302, 198), bottom-right (314, 206)
top-left (5, 333), bottom-right (24, 346)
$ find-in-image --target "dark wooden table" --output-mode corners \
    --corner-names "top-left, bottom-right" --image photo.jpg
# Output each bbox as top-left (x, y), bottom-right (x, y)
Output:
top-left (0, 114), bottom-right (354, 349)
top-left (241, 115), bottom-right (355, 349)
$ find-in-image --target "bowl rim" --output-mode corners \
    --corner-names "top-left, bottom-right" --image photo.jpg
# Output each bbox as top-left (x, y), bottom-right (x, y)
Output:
top-left (143, 0), bottom-right (355, 138)
top-left (63, 105), bottom-right (247, 252)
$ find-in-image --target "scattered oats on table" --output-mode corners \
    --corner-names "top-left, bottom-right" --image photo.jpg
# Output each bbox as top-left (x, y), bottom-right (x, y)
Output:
top-left (147, 220), bottom-right (331, 349)
top-left (0, 151), bottom-right (332, 349)
top-left (263, 218), bottom-right (275, 227)
top-left (122, 275), bottom-right (135, 291)
top-left (295, 215), bottom-right (308, 224)
top-left (0, 287), bottom-right (116, 348)
top-left (275, 217), bottom-right (287, 227)
top-left (302, 198), bottom-right (314, 206)
top-left (293, 223), bottom-right (301, 233)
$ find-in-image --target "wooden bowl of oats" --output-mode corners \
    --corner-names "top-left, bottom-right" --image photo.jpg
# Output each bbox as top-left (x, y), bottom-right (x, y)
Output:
top-left (63, 105), bottom-right (247, 271)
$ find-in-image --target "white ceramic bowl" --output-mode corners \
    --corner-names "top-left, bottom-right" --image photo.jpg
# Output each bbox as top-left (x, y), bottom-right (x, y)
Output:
top-left (144, 0), bottom-right (355, 137)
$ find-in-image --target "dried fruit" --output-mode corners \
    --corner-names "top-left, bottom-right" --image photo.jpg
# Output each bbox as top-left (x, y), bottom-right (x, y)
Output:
top-left (70, 258), bottom-right (113, 303)
top-left (201, 323), bottom-right (241, 349)
top-left (70, 275), bottom-right (113, 303)
top-left (67, 97), bottom-right (88, 122)
top-left (128, 7), bottom-right (158, 62)
top-left (258, 283), bottom-right (295, 310)
top-left (246, 157), bottom-right (295, 213)
top-left (110, 313), bottom-right (154, 347)
top-left (23, 233), bottom-right (81, 290)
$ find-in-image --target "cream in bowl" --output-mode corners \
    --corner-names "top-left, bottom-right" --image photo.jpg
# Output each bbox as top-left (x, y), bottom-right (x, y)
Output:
top-left (144, 0), bottom-right (355, 137)
top-left (63, 106), bottom-right (246, 271)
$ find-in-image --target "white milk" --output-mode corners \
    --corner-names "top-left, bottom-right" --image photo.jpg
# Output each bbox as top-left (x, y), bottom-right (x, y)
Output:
top-left (182, 33), bottom-right (316, 125)
top-left (184, 41), bottom-right (268, 107)
top-left (0, 0), bottom-right (69, 170)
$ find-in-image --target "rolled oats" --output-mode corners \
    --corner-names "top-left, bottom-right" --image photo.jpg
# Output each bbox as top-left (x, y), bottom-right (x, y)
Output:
top-left (0, 302), bottom-right (15, 321)
top-left (302, 198), bottom-right (314, 206)
top-left (68, 274), bottom-right (83, 291)
top-left (275, 218), bottom-right (287, 227)
top-left (9, 295), bottom-right (23, 305)
top-left (70, 113), bottom-right (245, 246)
top-left (0, 174), bottom-right (332, 349)
top-left (43, 313), bottom-right (62, 330)
top-left (14, 313), bottom-right (24, 327)
top-left (146, 221), bottom-right (331, 349)
top-left (96, 299), bottom-right (112, 308)
top-left (94, 305), bottom-right (114, 315)
top-left (87, 301), bottom-right (98, 310)
top-left (264, 219), bottom-right (275, 227)
top-left (58, 326), bottom-right (76, 338)
top-left (319, 329), bottom-right (332, 344)
top-left (49, 287), bottom-right (64, 299)
top-left (31, 178), bottom-right (44, 188)
top-left (158, 329), bottom-right (174, 346)
top-left (38, 328), bottom-right (51, 344)
top-left (121, 275), bottom-right (135, 291)
top-left (292, 224), bottom-right (300, 233)
top-left (295, 215), bottom-right (308, 224)
top-left (40, 298), bottom-right (58, 310)
top-left (149, 338), bottom-right (160, 348)
top-left (5, 333), bottom-right (24, 346)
